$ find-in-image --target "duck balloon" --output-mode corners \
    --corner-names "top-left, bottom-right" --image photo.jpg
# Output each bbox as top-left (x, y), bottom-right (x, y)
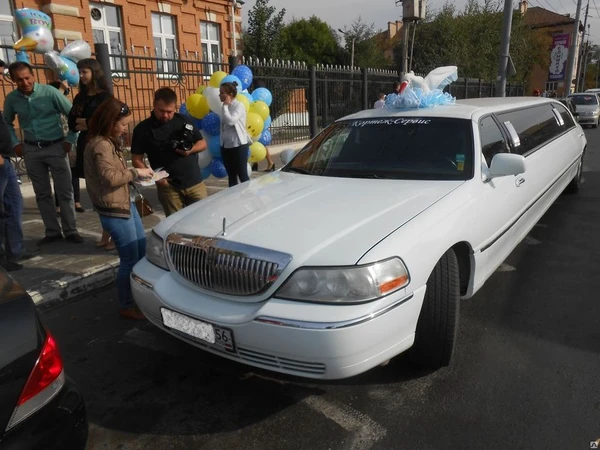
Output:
top-left (44, 40), bottom-right (92, 86)
top-left (12, 9), bottom-right (54, 64)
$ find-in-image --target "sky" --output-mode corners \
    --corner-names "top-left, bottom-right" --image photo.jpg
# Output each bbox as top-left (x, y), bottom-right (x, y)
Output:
top-left (242, 0), bottom-right (600, 44)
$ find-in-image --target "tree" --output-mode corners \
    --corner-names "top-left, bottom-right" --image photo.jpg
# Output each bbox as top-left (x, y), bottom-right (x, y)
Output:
top-left (242, 0), bottom-right (286, 59)
top-left (280, 16), bottom-right (339, 65)
top-left (340, 17), bottom-right (389, 69)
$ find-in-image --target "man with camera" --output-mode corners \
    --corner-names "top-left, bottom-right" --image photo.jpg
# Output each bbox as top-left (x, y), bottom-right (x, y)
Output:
top-left (131, 87), bottom-right (207, 216)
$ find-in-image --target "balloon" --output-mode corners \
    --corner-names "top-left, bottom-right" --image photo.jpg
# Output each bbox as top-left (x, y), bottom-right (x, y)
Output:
top-left (202, 112), bottom-right (221, 136)
top-left (279, 148), bottom-right (296, 165)
top-left (209, 71), bottom-right (228, 88)
top-left (192, 117), bottom-right (203, 131)
top-left (205, 134), bottom-right (222, 158)
top-left (220, 74), bottom-right (242, 90)
top-left (44, 51), bottom-right (79, 86)
top-left (246, 112), bottom-right (264, 139)
top-left (197, 149), bottom-right (213, 169)
top-left (263, 115), bottom-right (272, 129)
top-left (232, 65), bottom-right (254, 90)
top-left (196, 85), bottom-right (207, 95)
top-left (201, 165), bottom-right (212, 180)
top-left (249, 142), bottom-right (267, 163)
top-left (237, 94), bottom-right (250, 112)
top-left (240, 91), bottom-right (253, 103)
top-left (258, 129), bottom-right (272, 146)
top-left (204, 87), bottom-right (222, 113)
top-left (179, 103), bottom-right (190, 117)
top-left (249, 100), bottom-right (270, 121)
top-left (13, 9), bottom-right (54, 55)
top-left (252, 88), bottom-right (273, 107)
top-left (247, 162), bottom-right (253, 177)
top-left (210, 158), bottom-right (228, 178)
top-left (186, 94), bottom-right (209, 119)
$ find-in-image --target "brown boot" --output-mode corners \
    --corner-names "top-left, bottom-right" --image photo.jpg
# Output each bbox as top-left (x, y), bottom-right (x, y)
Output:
top-left (119, 307), bottom-right (146, 320)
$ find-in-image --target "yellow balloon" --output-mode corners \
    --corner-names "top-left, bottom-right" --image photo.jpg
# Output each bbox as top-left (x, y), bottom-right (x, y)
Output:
top-left (237, 94), bottom-right (250, 112)
top-left (246, 112), bottom-right (264, 139)
top-left (186, 94), bottom-right (209, 119)
top-left (249, 100), bottom-right (270, 121)
top-left (195, 85), bottom-right (207, 95)
top-left (209, 71), bottom-right (228, 88)
top-left (249, 142), bottom-right (267, 163)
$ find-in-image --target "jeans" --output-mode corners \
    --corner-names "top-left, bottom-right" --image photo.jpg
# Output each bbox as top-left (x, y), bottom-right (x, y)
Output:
top-left (23, 142), bottom-right (77, 237)
top-left (99, 203), bottom-right (145, 309)
top-left (222, 145), bottom-right (250, 187)
top-left (0, 160), bottom-right (24, 261)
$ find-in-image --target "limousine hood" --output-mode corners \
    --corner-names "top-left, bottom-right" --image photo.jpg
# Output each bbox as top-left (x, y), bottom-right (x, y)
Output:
top-left (156, 172), bottom-right (464, 265)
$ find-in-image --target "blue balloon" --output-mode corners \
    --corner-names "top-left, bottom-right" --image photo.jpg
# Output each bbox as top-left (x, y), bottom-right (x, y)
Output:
top-left (263, 115), bottom-right (272, 129)
top-left (179, 103), bottom-right (190, 117)
top-left (231, 65), bottom-right (254, 91)
top-left (252, 88), bottom-right (272, 107)
top-left (220, 74), bottom-right (242, 91)
top-left (202, 112), bottom-right (221, 136)
top-left (258, 129), bottom-right (272, 146)
top-left (206, 134), bottom-right (222, 158)
top-left (192, 117), bottom-right (203, 131)
top-left (210, 158), bottom-right (228, 178)
top-left (201, 165), bottom-right (212, 180)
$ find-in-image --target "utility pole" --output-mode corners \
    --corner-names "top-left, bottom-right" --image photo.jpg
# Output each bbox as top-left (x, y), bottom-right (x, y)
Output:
top-left (496, 0), bottom-right (514, 97)
top-left (576, 0), bottom-right (590, 91)
top-left (565, 0), bottom-right (584, 95)
top-left (338, 29), bottom-right (355, 69)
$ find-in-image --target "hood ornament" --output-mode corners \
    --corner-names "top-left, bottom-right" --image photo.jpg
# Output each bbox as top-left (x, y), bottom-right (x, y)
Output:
top-left (222, 217), bottom-right (227, 236)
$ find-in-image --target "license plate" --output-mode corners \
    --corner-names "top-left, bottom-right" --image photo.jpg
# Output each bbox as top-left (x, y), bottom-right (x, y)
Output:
top-left (160, 308), bottom-right (236, 352)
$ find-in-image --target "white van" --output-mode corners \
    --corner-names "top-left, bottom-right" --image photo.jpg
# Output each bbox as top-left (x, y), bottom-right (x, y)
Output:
top-left (132, 98), bottom-right (586, 379)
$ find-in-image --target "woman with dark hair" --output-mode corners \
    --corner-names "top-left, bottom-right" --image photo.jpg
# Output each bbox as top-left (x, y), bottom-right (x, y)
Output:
top-left (219, 82), bottom-right (250, 187)
top-left (84, 98), bottom-right (153, 320)
top-left (68, 58), bottom-right (113, 246)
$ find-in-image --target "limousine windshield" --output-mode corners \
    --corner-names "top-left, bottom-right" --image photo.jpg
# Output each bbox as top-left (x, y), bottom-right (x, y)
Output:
top-left (283, 117), bottom-right (474, 180)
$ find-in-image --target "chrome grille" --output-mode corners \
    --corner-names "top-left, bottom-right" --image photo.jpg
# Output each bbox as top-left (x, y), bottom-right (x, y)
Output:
top-left (166, 233), bottom-right (292, 296)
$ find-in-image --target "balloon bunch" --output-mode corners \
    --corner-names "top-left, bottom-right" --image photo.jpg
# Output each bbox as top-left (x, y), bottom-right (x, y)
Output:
top-left (180, 65), bottom-right (274, 180)
top-left (12, 8), bottom-right (91, 86)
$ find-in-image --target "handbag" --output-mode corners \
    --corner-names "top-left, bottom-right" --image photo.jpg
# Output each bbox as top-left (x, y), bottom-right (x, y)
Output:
top-left (131, 183), bottom-right (154, 217)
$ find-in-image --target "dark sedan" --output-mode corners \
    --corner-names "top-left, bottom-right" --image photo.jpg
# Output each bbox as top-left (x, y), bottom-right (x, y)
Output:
top-left (0, 269), bottom-right (88, 450)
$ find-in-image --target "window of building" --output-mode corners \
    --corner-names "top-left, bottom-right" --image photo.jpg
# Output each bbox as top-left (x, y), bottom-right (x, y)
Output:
top-left (90, 2), bottom-right (126, 73)
top-left (152, 13), bottom-right (177, 75)
top-left (200, 22), bottom-right (221, 74)
top-left (0, 0), bottom-right (16, 63)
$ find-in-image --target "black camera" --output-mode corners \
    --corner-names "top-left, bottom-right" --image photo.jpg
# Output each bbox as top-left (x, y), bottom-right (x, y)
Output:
top-left (170, 138), bottom-right (193, 152)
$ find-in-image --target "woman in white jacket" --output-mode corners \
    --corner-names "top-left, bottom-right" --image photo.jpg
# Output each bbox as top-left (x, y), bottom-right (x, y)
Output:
top-left (219, 82), bottom-right (250, 187)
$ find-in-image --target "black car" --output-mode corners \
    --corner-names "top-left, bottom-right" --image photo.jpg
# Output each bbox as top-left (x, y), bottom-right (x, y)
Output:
top-left (0, 269), bottom-right (88, 450)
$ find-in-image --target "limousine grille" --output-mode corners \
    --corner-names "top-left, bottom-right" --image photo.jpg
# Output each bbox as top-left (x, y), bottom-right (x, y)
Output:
top-left (166, 233), bottom-right (292, 296)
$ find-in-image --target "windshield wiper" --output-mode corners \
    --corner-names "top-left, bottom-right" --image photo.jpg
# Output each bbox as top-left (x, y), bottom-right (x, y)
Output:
top-left (286, 167), bottom-right (314, 175)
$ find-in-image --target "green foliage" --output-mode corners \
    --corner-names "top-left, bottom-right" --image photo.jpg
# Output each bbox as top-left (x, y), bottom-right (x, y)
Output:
top-left (340, 17), bottom-right (390, 68)
top-left (407, 0), bottom-right (550, 82)
top-left (242, 0), bottom-right (287, 59)
top-left (280, 16), bottom-right (339, 65)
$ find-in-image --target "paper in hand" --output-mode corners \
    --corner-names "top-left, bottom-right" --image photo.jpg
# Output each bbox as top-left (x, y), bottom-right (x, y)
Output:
top-left (137, 170), bottom-right (169, 186)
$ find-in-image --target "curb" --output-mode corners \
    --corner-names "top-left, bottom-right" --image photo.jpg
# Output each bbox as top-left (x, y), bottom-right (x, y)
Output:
top-left (31, 258), bottom-right (120, 310)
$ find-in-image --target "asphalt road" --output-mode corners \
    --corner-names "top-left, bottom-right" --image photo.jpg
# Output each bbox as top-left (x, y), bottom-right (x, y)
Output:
top-left (41, 128), bottom-right (600, 450)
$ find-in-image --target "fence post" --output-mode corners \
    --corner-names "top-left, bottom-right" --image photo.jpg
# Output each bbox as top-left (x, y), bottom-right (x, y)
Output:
top-left (94, 43), bottom-right (113, 95)
top-left (507, 82), bottom-right (511, 97)
top-left (309, 65), bottom-right (318, 138)
top-left (464, 78), bottom-right (469, 99)
top-left (362, 68), bottom-right (368, 110)
top-left (322, 76), bottom-right (329, 128)
top-left (228, 55), bottom-right (238, 73)
top-left (479, 78), bottom-right (483, 98)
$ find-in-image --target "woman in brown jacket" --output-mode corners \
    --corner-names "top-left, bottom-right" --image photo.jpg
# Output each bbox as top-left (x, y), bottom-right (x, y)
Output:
top-left (84, 98), bottom-right (153, 320)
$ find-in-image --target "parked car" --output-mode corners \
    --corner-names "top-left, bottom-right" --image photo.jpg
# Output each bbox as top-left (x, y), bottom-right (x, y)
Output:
top-left (132, 97), bottom-right (586, 380)
top-left (0, 269), bottom-right (88, 449)
top-left (568, 93), bottom-right (600, 127)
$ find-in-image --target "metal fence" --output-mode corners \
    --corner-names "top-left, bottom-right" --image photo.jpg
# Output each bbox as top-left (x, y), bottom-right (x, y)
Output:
top-left (1, 44), bottom-right (525, 148)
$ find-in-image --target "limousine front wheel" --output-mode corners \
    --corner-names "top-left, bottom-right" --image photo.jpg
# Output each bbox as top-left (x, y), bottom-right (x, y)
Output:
top-left (410, 249), bottom-right (460, 369)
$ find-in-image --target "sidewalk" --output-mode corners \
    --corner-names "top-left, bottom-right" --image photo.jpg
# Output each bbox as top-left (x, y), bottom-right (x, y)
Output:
top-left (12, 140), bottom-right (308, 308)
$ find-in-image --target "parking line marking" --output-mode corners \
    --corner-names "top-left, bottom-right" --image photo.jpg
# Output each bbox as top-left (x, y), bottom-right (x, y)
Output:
top-left (524, 236), bottom-right (541, 245)
top-left (497, 263), bottom-right (516, 272)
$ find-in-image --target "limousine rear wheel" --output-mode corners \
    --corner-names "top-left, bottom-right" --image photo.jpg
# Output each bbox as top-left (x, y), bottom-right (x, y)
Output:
top-left (410, 249), bottom-right (460, 369)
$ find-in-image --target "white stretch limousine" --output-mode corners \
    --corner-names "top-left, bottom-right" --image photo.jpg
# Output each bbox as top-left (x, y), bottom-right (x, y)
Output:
top-left (132, 97), bottom-right (586, 379)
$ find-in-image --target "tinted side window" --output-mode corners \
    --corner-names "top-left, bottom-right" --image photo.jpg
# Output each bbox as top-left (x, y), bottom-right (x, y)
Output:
top-left (497, 105), bottom-right (562, 156)
top-left (479, 116), bottom-right (508, 166)
top-left (553, 103), bottom-right (575, 129)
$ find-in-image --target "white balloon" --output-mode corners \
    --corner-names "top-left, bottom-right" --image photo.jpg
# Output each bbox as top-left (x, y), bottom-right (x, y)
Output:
top-left (197, 149), bottom-right (213, 169)
top-left (247, 162), bottom-right (253, 177)
top-left (204, 87), bottom-right (222, 113)
top-left (61, 40), bottom-right (92, 62)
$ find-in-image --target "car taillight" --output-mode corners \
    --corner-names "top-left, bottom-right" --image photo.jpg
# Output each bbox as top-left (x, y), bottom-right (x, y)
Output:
top-left (5, 330), bottom-right (66, 431)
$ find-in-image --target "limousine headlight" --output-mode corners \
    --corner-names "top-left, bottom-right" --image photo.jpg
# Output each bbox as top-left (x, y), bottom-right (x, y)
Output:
top-left (277, 258), bottom-right (409, 303)
top-left (146, 232), bottom-right (169, 270)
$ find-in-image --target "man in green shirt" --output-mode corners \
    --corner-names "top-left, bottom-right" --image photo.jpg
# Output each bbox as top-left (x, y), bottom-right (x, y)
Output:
top-left (3, 61), bottom-right (83, 245)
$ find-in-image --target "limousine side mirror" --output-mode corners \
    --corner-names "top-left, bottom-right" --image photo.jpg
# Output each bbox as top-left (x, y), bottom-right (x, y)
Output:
top-left (488, 153), bottom-right (526, 178)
